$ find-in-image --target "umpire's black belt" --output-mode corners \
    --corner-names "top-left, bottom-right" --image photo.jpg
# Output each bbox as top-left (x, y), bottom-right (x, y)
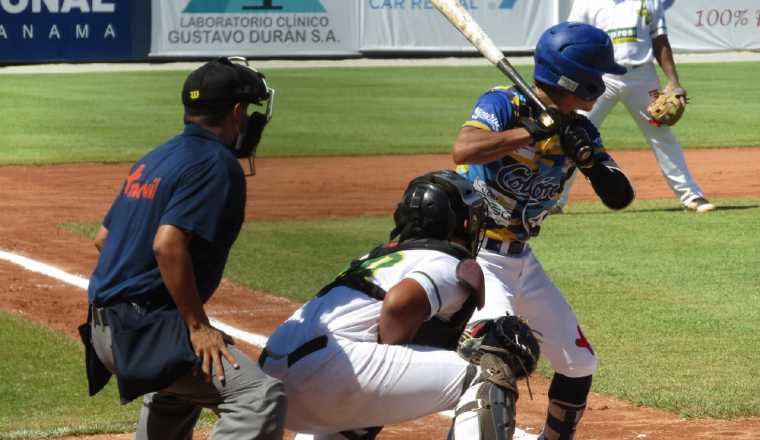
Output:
top-left (90, 300), bottom-right (169, 327)
top-left (258, 335), bottom-right (328, 368)
top-left (484, 237), bottom-right (526, 256)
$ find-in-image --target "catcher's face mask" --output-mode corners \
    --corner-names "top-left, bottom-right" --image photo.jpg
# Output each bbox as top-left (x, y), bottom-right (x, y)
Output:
top-left (229, 57), bottom-right (275, 176)
top-left (459, 182), bottom-right (487, 257)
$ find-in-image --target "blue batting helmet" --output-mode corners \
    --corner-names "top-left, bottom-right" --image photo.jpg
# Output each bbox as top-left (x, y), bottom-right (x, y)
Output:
top-left (534, 22), bottom-right (626, 101)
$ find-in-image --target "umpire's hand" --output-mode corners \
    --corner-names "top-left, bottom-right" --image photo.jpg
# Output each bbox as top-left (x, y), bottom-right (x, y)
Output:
top-left (154, 224), bottom-right (241, 385)
top-left (190, 324), bottom-right (240, 384)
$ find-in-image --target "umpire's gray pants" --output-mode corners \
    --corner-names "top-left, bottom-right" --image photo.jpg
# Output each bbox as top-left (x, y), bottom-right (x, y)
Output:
top-left (90, 316), bottom-right (286, 440)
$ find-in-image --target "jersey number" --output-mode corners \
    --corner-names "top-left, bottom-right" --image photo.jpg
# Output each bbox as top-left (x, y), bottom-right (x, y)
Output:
top-left (362, 253), bottom-right (403, 276)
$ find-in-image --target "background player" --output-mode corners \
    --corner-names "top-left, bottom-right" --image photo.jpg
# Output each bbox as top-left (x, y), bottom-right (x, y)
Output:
top-left (260, 170), bottom-right (539, 440)
top-left (81, 57), bottom-right (284, 439)
top-left (556, 0), bottom-right (714, 213)
top-left (453, 23), bottom-right (635, 440)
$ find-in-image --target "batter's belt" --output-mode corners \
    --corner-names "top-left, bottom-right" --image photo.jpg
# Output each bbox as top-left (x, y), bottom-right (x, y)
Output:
top-left (483, 237), bottom-right (527, 257)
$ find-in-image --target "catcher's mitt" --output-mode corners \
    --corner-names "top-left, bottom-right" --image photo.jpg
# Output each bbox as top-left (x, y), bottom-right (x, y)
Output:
top-left (457, 315), bottom-right (540, 379)
top-left (647, 87), bottom-right (687, 126)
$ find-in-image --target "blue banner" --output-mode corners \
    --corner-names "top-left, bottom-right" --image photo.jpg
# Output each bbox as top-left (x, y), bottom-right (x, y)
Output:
top-left (0, 0), bottom-right (132, 62)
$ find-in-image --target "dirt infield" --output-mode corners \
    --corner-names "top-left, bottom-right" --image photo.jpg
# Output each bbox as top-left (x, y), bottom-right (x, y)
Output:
top-left (1, 148), bottom-right (759, 439)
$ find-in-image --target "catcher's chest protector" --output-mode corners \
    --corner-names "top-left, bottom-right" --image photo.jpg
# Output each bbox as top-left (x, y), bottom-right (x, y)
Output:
top-left (316, 239), bottom-right (479, 350)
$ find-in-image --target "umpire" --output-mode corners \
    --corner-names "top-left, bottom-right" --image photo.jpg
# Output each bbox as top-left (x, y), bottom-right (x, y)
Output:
top-left (79, 57), bottom-right (285, 440)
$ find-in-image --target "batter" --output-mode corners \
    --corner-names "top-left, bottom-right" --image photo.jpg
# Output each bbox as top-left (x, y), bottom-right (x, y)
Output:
top-left (454, 22), bottom-right (635, 440)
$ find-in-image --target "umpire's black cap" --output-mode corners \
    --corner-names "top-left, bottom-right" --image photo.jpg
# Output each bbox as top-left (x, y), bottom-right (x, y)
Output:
top-left (182, 57), bottom-right (269, 111)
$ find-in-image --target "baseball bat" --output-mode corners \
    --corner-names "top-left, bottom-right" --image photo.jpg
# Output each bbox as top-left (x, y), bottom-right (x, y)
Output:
top-left (431, 0), bottom-right (597, 163)
top-left (430, 0), bottom-right (548, 113)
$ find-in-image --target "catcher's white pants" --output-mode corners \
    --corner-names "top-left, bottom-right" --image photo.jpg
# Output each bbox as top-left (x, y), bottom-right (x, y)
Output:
top-left (559, 62), bottom-right (704, 207)
top-left (261, 337), bottom-right (472, 435)
top-left (469, 247), bottom-right (597, 378)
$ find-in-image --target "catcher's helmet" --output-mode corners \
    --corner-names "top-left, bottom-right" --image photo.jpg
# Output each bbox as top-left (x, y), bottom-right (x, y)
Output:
top-left (391, 170), bottom-right (487, 257)
top-left (534, 22), bottom-right (626, 101)
top-left (183, 57), bottom-right (275, 175)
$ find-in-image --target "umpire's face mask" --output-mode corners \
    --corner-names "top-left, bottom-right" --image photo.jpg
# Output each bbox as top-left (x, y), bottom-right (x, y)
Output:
top-left (235, 87), bottom-right (275, 176)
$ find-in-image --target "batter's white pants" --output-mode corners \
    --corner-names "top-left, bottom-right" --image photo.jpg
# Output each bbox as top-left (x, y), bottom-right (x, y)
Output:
top-left (261, 337), bottom-right (472, 436)
top-left (469, 247), bottom-right (598, 378)
top-left (558, 62), bottom-right (704, 207)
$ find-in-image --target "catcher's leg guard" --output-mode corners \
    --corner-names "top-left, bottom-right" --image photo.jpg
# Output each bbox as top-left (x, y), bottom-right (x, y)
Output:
top-left (450, 353), bottom-right (518, 440)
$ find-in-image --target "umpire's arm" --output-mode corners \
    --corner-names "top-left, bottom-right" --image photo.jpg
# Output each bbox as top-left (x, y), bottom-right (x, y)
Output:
top-left (154, 224), bottom-right (239, 383)
top-left (94, 226), bottom-right (108, 253)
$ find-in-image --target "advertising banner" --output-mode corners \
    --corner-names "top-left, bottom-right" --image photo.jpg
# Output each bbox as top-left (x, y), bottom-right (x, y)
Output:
top-left (0, 0), bottom-right (131, 62)
top-left (665, 0), bottom-right (760, 51)
top-left (150, 0), bottom-right (360, 57)
top-left (360, 0), bottom-right (559, 52)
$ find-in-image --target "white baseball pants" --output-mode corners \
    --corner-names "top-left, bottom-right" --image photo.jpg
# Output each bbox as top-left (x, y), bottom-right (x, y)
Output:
top-left (469, 247), bottom-right (598, 379)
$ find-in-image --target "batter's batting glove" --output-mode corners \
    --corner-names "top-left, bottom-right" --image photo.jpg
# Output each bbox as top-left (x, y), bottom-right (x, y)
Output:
top-left (559, 121), bottom-right (595, 170)
top-left (516, 108), bottom-right (563, 142)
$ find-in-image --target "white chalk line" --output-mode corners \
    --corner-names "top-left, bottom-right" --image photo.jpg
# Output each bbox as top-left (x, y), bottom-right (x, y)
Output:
top-left (0, 250), bottom-right (91, 290)
top-left (0, 248), bottom-right (538, 439)
top-left (0, 249), bottom-right (268, 347)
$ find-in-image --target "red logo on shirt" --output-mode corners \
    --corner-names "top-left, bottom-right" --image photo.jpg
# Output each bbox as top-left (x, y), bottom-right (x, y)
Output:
top-left (575, 325), bottom-right (595, 355)
top-left (123, 164), bottom-right (161, 200)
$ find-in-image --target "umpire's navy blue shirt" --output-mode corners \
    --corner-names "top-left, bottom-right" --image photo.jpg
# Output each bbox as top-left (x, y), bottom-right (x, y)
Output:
top-left (88, 123), bottom-right (246, 306)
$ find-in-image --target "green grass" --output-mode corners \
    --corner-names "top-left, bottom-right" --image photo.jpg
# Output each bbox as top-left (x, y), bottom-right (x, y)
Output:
top-left (0, 310), bottom-right (217, 438)
top-left (226, 217), bottom-right (392, 302)
top-left (57, 198), bottom-right (760, 418)
top-left (2, 62), bottom-right (759, 165)
top-left (227, 198), bottom-right (760, 418)
top-left (58, 223), bottom-right (99, 239)
top-left (533, 198), bottom-right (760, 418)
top-left (0, 311), bottom-right (139, 438)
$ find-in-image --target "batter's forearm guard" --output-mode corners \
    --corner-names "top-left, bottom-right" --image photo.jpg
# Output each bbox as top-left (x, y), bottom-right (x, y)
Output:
top-left (584, 161), bottom-right (635, 210)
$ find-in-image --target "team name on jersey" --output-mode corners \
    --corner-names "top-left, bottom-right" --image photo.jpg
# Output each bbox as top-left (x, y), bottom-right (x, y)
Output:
top-left (471, 106), bottom-right (502, 131)
top-left (122, 164), bottom-right (161, 200)
top-left (495, 163), bottom-right (561, 202)
top-left (608, 27), bottom-right (638, 44)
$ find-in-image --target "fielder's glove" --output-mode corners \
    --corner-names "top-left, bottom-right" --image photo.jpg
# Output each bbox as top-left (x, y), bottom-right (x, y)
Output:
top-left (646, 86), bottom-right (687, 126)
top-left (458, 315), bottom-right (540, 379)
top-left (559, 119), bottom-right (595, 170)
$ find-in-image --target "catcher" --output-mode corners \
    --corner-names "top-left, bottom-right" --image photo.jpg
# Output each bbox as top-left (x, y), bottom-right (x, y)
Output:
top-left (259, 170), bottom-right (540, 440)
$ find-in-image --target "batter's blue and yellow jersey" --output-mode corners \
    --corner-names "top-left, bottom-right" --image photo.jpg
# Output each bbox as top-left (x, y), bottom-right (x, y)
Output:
top-left (457, 86), bottom-right (612, 241)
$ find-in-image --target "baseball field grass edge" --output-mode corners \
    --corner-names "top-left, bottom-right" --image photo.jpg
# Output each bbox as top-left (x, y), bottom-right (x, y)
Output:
top-left (533, 198), bottom-right (760, 418)
top-left (229, 198), bottom-right (760, 418)
top-left (57, 197), bottom-right (760, 418)
top-left (0, 310), bottom-right (218, 438)
top-left (2, 62), bottom-right (759, 165)
top-left (0, 310), bottom-right (139, 437)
